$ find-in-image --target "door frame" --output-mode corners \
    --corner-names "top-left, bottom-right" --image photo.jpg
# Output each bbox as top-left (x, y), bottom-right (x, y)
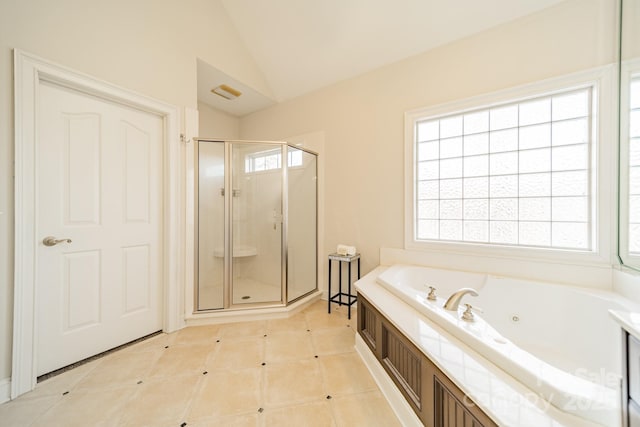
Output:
top-left (12, 49), bottom-right (182, 398)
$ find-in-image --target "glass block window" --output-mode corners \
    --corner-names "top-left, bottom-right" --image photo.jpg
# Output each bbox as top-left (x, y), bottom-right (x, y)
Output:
top-left (414, 87), bottom-right (594, 250)
top-left (629, 78), bottom-right (640, 255)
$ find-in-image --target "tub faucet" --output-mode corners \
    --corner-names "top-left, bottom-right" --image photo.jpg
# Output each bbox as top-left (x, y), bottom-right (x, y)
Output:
top-left (443, 288), bottom-right (479, 311)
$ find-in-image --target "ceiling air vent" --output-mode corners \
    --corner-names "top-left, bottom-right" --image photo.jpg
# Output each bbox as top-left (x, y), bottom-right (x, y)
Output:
top-left (211, 84), bottom-right (242, 100)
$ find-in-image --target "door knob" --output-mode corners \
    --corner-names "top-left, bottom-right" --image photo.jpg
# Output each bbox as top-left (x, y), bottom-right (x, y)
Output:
top-left (43, 236), bottom-right (72, 246)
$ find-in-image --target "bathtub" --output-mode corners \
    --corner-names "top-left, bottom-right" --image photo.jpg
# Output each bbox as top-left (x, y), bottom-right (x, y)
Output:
top-left (375, 264), bottom-right (638, 426)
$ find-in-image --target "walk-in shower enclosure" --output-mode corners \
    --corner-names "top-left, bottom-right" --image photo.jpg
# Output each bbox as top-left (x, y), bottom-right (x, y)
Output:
top-left (195, 139), bottom-right (318, 311)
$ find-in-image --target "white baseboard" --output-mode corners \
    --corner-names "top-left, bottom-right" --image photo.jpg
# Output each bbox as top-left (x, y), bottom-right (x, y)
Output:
top-left (0, 377), bottom-right (10, 404)
top-left (355, 335), bottom-right (422, 427)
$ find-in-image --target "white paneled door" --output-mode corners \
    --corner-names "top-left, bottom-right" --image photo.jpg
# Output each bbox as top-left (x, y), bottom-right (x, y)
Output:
top-left (36, 81), bottom-right (163, 375)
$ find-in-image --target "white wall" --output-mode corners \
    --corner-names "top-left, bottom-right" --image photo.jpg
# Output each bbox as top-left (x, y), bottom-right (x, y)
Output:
top-left (198, 101), bottom-right (240, 140)
top-left (0, 0), bottom-right (267, 388)
top-left (239, 0), bottom-right (618, 281)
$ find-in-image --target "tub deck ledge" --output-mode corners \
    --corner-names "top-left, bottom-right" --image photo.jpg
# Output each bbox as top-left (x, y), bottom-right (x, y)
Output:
top-left (354, 266), bottom-right (605, 427)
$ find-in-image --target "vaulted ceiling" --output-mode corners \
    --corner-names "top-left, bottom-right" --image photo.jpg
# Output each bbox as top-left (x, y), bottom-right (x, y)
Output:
top-left (200, 0), bottom-right (566, 115)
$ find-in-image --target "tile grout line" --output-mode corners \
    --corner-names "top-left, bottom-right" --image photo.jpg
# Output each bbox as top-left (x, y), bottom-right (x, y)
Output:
top-left (259, 326), bottom-right (267, 427)
top-left (180, 334), bottom-right (223, 425)
top-left (7, 301), bottom-right (397, 426)
top-left (25, 354), bottom-right (121, 427)
top-left (26, 337), bottom-right (171, 427)
top-left (309, 306), bottom-right (342, 427)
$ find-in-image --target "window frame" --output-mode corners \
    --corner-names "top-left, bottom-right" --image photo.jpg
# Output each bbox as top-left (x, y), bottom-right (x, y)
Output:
top-left (404, 66), bottom-right (616, 266)
top-left (244, 146), bottom-right (304, 174)
top-left (620, 59), bottom-right (640, 268)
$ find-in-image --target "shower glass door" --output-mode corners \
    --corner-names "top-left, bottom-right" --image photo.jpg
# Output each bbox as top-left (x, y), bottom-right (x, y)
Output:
top-left (231, 142), bottom-right (283, 305)
top-left (196, 141), bottom-right (225, 310)
top-left (287, 147), bottom-right (317, 302)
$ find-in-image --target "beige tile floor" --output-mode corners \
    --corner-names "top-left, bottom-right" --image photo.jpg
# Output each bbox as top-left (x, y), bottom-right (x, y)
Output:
top-left (0, 301), bottom-right (402, 427)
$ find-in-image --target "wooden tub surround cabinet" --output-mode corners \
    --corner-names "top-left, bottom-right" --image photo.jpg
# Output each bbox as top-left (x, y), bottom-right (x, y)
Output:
top-left (358, 296), bottom-right (497, 427)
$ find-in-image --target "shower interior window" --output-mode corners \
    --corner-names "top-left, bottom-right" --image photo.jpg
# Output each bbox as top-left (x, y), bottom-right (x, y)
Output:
top-left (245, 148), bottom-right (303, 173)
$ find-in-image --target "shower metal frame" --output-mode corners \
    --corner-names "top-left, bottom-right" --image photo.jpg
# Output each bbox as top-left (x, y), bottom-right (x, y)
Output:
top-left (194, 138), bottom-right (318, 312)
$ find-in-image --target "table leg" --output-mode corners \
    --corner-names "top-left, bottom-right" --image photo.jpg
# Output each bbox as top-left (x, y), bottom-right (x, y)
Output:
top-left (339, 261), bottom-right (342, 305)
top-left (348, 261), bottom-right (352, 319)
top-left (328, 259), bottom-right (332, 314)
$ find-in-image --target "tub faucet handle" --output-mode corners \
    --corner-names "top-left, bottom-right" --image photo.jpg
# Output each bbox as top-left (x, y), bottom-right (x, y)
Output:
top-left (426, 286), bottom-right (437, 301)
top-left (461, 304), bottom-right (483, 322)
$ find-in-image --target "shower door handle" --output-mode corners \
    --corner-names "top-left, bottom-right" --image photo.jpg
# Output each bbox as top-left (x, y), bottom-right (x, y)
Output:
top-left (272, 211), bottom-right (283, 230)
